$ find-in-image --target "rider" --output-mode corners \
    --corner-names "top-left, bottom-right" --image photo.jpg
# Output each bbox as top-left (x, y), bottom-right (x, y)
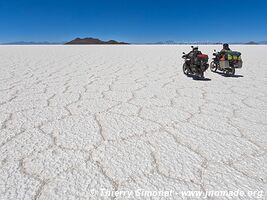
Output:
top-left (220, 43), bottom-right (231, 53)
top-left (219, 43), bottom-right (231, 60)
top-left (184, 46), bottom-right (201, 64)
top-left (183, 46), bottom-right (200, 58)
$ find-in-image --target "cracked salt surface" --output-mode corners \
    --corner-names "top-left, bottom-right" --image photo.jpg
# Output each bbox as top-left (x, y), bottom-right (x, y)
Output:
top-left (0, 45), bottom-right (266, 199)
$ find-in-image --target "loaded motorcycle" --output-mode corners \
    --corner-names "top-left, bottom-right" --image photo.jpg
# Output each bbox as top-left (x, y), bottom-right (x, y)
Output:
top-left (210, 50), bottom-right (242, 76)
top-left (182, 46), bottom-right (209, 78)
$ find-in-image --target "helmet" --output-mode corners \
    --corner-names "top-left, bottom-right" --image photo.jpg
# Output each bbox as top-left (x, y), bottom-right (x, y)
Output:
top-left (192, 46), bottom-right (198, 51)
top-left (223, 43), bottom-right (229, 49)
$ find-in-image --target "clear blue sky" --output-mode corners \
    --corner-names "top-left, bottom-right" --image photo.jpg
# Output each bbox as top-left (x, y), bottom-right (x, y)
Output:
top-left (0, 0), bottom-right (266, 43)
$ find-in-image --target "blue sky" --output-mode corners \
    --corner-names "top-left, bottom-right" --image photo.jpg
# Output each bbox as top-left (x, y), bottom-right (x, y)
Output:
top-left (0, 0), bottom-right (266, 43)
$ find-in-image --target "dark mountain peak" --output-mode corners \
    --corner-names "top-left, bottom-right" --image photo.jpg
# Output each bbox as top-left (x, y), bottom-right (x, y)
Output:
top-left (245, 41), bottom-right (258, 45)
top-left (65, 37), bottom-right (129, 45)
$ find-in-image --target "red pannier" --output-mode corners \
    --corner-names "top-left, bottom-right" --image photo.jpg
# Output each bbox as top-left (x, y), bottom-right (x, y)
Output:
top-left (193, 53), bottom-right (208, 65)
top-left (197, 54), bottom-right (209, 59)
top-left (196, 54), bottom-right (209, 63)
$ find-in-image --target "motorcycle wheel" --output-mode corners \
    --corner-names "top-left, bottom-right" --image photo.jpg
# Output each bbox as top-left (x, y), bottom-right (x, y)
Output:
top-left (229, 67), bottom-right (235, 76)
top-left (183, 63), bottom-right (189, 75)
top-left (225, 68), bottom-right (235, 76)
top-left (210, 61), bottom-right (217, 72)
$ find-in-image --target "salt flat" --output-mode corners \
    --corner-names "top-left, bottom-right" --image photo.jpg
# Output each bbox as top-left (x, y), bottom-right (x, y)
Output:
top-left (0, 45), bottom-right (266, 199)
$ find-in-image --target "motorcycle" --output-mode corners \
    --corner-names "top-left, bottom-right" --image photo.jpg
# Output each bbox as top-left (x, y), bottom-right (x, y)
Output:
top-left (182, 46), bottom-right (209, 78)
top-left (210, 50), bottom-right (243, 76)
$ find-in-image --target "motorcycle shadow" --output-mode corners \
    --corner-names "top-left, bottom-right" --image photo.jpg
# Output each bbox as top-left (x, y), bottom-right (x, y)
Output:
top-left (187, 74), bottom-right (211, 81)
top-left (214, 71), bottom-right (244, 78)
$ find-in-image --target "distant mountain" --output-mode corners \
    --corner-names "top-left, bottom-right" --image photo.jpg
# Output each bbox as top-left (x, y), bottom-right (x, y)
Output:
top-left (151, 41), bottom-right (267, 45)
top-left (1, 39), bottom-right (266, 45)
top-left (245, 41), bottom-right (259, 45)
top-left (154, 41), bottom-right (165, 44)
top-left (65, 37), bottom-right (129, 45)
top-left (258, 41), bottom-right (267, 44)
top-left (1, 41), bottom-right (64, 45)
top-left (165, 40), bottom-right (176, 44)
top-left (152, 40), bottom-right (176, 44)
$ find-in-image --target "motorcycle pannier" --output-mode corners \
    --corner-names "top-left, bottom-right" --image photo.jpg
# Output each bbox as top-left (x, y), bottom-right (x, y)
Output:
top-left (197, 54), bottom-right (209, 62)
top-left (197, 54), bottom-right (208, 59)
top-left (226, 51), bottom-right (241, 61)
top-left (193, 54), bottom-right (208, 65)
top-left (235, 60), bottom-right (243, 68)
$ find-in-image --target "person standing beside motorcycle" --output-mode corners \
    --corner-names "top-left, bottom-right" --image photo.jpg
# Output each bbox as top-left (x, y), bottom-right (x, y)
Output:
top-left (182, 46), bottom-right (209, 78)
top-left (219, 43), bottom-right (231, 60)
top-left (184, 46), bottom-right (201, 65)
